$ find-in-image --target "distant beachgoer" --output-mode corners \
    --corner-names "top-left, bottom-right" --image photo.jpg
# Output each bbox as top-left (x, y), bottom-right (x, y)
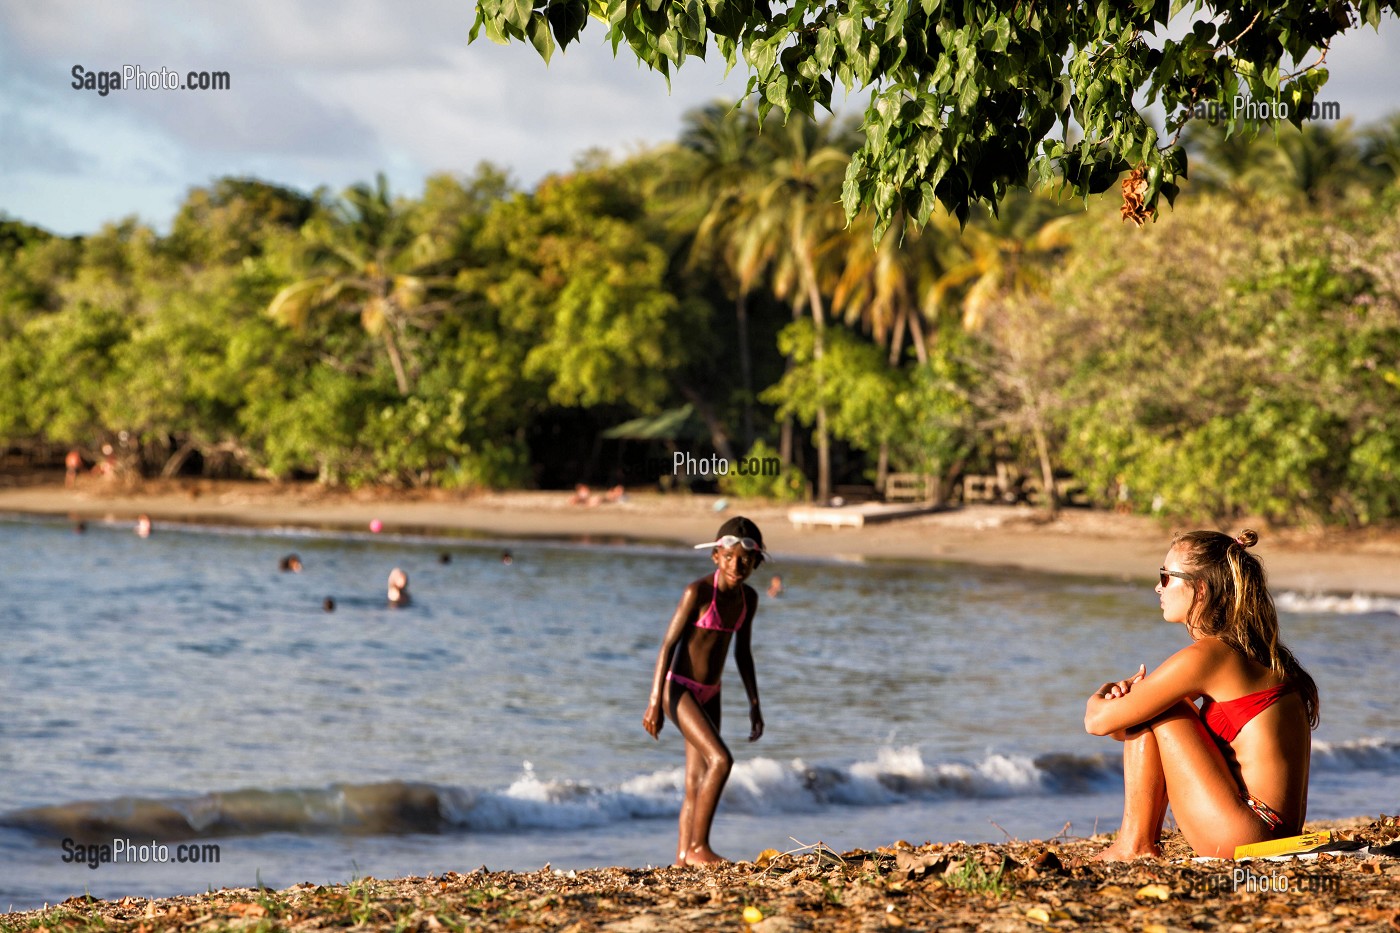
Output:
top-left (605, 484), bottom-right (627, 503)
top-left (93, 444), bottom-right (117, 479)
top-left (387, 568), bottom-right (411, 608)
top-left (279, 554), bottom-right (303, 573)
top-left (439, 552), bottom-right (452, 565)
top-left (323, 597), bottom-right (336, 612)
top-left (766, 575), bottom-right (784, 598)
top-left (135, 514), bottom-right (152, 538)
top-left (72, 520), bottom-right (87, 534)
top-left (644, 516), bottom-right (766, 866)
top-left (1085, 530), bottom-right (1318, 859)
top-left (65, 449), bottom-right (83, 488)
top-left (501, 550), bottom-right (513, 565)
top-left (569, 483), bottom-right (601, 507)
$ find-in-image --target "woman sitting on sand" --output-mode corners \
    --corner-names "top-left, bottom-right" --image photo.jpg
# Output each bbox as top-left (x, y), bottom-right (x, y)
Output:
top-left (1084, 529), bottom-right (1318, 859)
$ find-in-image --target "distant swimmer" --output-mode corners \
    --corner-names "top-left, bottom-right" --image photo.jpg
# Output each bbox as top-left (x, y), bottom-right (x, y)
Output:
top-left (323, 597), bottom-right (336, 612)
top-left (135, 514), bottom-right (152, 538)
top-left (387, 568), bottom-right (411, 608)
top-left (439, 552), bottom-right (452, 564)
top-left (279, 553), bottom-right (303, 572)
top-left (501, 550), bottom-right (513, 565)
top-left (767, 574), bottom-right (784, 598)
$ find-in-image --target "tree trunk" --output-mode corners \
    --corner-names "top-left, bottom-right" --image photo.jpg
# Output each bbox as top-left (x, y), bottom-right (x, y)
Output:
top-left (735, 291), bottom-right (754, 450)
top-left (796, 223), bottom-right (831, 503)
top-left (1030, 413), bottom-right (1059, 520)
top-left (382, 329), bottom-right (411, 396)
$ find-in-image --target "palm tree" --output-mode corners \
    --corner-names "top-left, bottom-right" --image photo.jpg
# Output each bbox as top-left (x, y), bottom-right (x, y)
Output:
top-left (746, 115), bottom-right (859, 501)
top-left (267, 174), bottom-right (454, 395)
top-left (1270, 119), bottom-right (1368, 206)
top-left (931, 192), bottom-right (1076, 515)
top-left (1361, 113), bottom-right (1400, 188)
top-left (673, 102), bottom-right (772, 447)
top-left (824, 211), bottom-right (950, 489)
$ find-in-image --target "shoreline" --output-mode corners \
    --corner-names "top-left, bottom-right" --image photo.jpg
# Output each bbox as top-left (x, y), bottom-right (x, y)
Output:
top-left (4, 477), bottom-right (1400, 596)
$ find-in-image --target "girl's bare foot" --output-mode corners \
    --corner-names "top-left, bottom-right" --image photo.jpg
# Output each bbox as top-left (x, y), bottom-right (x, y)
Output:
top-left (1092, 839), bottom-right (1162, 861)
top-left (684, 844), bottom-right (728, 866)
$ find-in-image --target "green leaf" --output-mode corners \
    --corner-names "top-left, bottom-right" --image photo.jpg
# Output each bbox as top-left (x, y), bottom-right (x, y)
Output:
top-left (527, 13), bottom-right (555, 63)
top-left (503, 0), bottom-right (534, 32)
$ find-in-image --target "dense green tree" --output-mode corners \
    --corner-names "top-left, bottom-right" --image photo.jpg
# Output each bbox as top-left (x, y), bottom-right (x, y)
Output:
top-left (268, 174), bottom-right (459, 395)
top-left (472, 0), bottom-right (1398, 233)
top-left (472, 167), bottom-right (703, 412)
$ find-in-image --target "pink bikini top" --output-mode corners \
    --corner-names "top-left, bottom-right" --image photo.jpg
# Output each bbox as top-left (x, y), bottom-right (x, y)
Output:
top-left (695, 571), bottom-right (746, 633)
top-left (1201, 683), bottom-right (1291, 743)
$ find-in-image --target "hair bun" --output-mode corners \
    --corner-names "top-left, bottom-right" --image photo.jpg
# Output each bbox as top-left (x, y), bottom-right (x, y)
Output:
top-left (1235, 529), bottom-right (1259, 548)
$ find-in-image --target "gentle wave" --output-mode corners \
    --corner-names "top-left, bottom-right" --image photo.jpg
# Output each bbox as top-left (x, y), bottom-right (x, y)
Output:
top-left (1276, 591), bottom-right (1400, 616)
top-left (0, 749), bottom-right (1121, 841)
top-left (5, 739), bottom-right (1391, 842)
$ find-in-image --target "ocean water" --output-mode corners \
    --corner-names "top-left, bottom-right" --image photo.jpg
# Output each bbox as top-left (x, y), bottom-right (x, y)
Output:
top-left (1, 514), bottom-right (1397, 911)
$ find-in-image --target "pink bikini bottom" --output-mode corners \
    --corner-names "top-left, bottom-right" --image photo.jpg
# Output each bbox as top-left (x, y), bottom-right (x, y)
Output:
top-left (667, 671), bottom-right (721, 705)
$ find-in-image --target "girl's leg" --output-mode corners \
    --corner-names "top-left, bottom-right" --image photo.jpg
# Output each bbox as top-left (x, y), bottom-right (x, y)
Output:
top-left (1094, 724), bottom-right (1169, 860)
top-left (666, 685), bottom-right (732, 865)
top-left (1098, 701), bottom-right (1279, 860)
top-left (676, 740), bottom-right (697, 865)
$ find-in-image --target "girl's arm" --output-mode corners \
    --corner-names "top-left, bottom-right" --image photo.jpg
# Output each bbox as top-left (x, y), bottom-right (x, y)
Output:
top-left (1083, 640), bottom-right (1225, 736)
top-left (643, 582), bottom-right (702, 739)
top-left (734, 587), bottom-right (763, 741)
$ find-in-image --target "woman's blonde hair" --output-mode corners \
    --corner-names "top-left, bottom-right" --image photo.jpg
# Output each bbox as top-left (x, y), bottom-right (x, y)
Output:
top-left (1173, 529), bottom-right (1319, 728)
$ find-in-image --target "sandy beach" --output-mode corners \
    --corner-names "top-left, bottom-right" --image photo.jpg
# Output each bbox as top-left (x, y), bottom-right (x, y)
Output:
top-left (4, 819), bottom-right (1398, 931)
top-left (4, 475), bottom-right (1400, 596)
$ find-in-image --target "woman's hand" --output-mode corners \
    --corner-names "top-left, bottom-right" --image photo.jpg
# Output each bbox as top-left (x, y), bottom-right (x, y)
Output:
top-left (1095, 664), bottom-right (1147, 700)
top-left (643, 699), bottom-right (664, 739)
top-left (748, 702), bottom-right (764, 742)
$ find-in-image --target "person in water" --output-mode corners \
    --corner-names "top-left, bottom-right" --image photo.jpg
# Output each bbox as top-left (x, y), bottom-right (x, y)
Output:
top-left (387, 568), bottom-right (410, 608)
top-left (1085, 529), bottom-right (1318, 859)
top-left (643, 516), bottom-right (766, 866)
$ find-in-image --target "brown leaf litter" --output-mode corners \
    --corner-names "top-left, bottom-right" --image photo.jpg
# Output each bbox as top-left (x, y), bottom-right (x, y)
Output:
top-left (5, 817), bottom-right (1399, 932)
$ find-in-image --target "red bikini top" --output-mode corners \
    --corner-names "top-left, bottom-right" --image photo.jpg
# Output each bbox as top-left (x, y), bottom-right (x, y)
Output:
top-left (1201, 683), bottom-right (1291, 743)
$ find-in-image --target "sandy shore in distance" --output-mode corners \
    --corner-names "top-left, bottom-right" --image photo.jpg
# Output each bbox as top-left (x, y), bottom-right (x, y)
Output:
top-left (3, 476), bottom-right (1400, 595)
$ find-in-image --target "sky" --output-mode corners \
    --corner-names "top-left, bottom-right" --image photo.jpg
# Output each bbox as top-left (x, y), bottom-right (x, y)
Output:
top-left (3, 1), bottom-right (1400, 237)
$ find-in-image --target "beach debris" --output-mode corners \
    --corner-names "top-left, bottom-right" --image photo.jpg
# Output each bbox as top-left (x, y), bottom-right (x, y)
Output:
top-left (1135, 882), bottom-right (1171, 901)
top-left (369, 518), bottom-right (383, 533)
top-left (891, 849), bottom-right (949, 881)
top-left (7, 819), bottom-right (1399, 933)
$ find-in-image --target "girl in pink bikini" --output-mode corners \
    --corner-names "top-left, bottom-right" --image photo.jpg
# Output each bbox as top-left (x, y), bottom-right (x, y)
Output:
top-left (643, 516), bottom-right (765, 866)
top-left (1085, 529), bottom-right (1319, 859)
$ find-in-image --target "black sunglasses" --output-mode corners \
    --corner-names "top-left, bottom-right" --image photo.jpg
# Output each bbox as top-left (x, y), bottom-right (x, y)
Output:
top-left (1159, 567), bottom-right (1193, 587)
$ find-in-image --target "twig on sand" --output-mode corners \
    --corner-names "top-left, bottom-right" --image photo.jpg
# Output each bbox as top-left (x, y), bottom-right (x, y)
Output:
top-left (1049, 821), bottom-right (1076, 842)
top-left (757, 837), bottom-right (847, 877)
top-left (989, 821), bottom-right (1018, 842)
